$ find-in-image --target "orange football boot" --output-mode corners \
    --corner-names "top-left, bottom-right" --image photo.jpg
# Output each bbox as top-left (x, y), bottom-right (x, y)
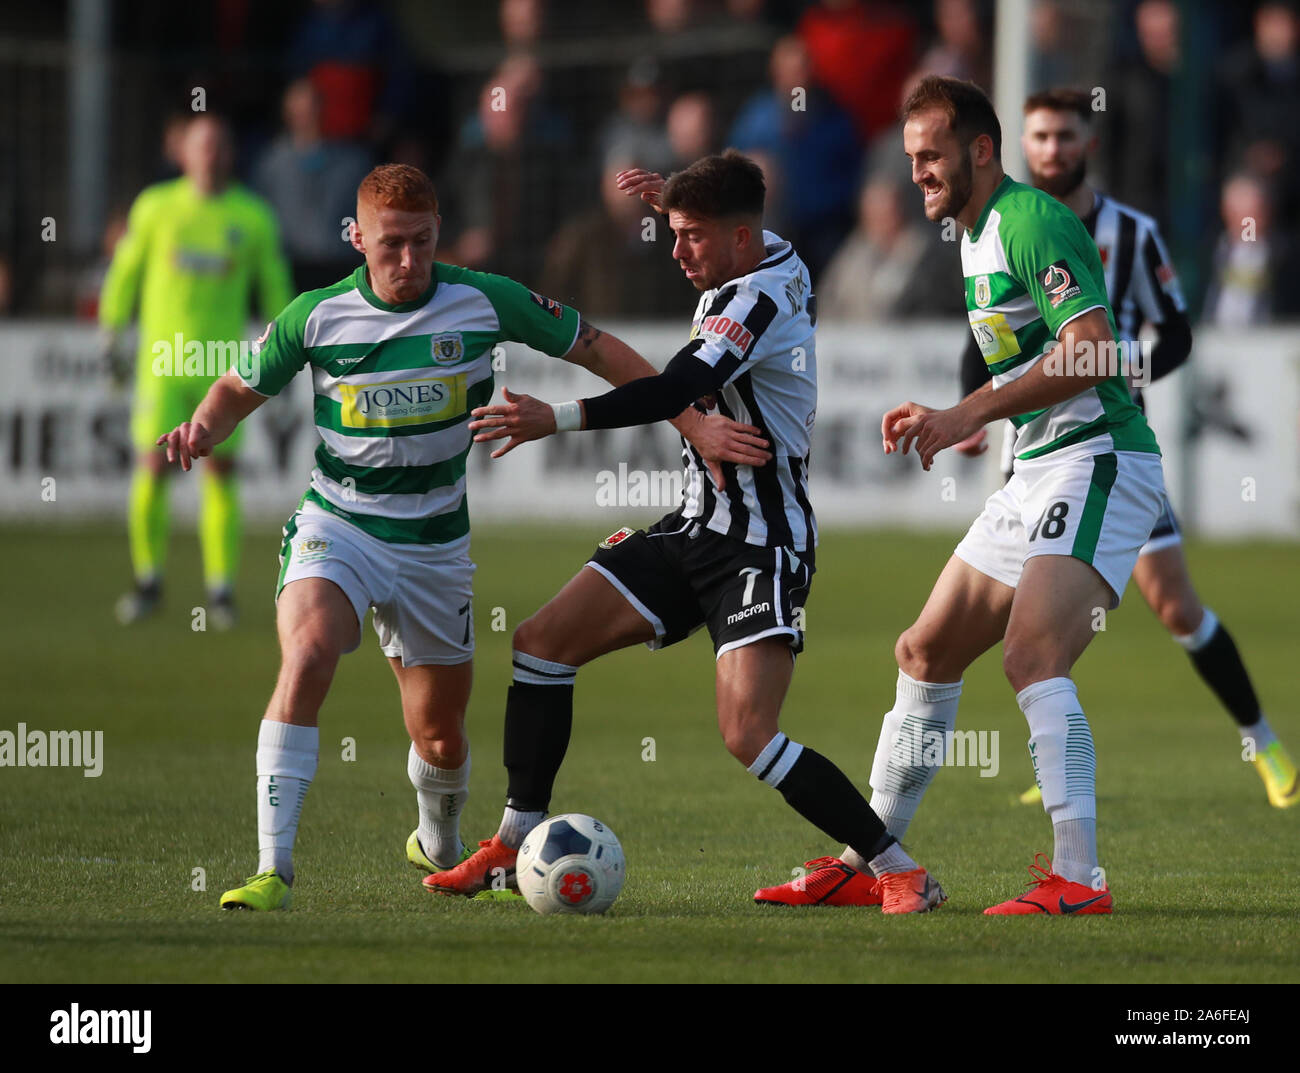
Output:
top-left (423, 835), bottom-right (518, 896)
top-left (878, 867), bottom-right (947, 914)
top-left (983, 853), bottom-right (1112, 915)
top-left (754, 857), bottom-right (883, 907)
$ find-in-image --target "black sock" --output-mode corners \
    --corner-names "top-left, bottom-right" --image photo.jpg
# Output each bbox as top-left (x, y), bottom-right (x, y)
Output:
top-left (503, 682), bottom-right (574, 812)
top-left (772, 747), bottom-right (893, 860)
top-left (1188, 623), bottom-right (1262, 726)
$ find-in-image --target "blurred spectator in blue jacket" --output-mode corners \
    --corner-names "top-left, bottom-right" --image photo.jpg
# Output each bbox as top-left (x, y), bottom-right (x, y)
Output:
top-left (253, 79), bottom-right (373, 292)
top-left (729, 34), bottom-right (863, 280)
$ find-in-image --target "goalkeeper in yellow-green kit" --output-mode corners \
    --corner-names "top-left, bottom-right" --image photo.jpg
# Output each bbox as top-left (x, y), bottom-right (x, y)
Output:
top-left (101, 113), bottom-right (293, 628)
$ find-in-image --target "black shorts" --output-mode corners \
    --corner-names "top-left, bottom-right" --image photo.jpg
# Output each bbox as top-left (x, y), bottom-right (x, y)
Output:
top-left (585, 510), bottom-right (814, 658)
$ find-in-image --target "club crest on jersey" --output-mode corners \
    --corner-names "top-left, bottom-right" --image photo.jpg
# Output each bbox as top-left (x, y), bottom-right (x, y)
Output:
top-left (599, 526), bottom-right (636, 550)
top-left (296, 538), bottom-right (330, 563)
top-left (431, 333), bottom-right (464, 365)
top-left (699, 314), bottom-right (753, 359)
top-left (1040, 260), bottom-right (1081, 308)
top-left (528, 291), bottom-right (564, 319)
top-left (974, 275), bottom-right (991, 308)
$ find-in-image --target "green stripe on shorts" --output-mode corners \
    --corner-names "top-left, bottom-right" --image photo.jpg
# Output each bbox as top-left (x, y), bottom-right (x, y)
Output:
top-left (276, 506), bottom-right (302, 598)
top-left (1071, 453), bottom-right (1118, 564)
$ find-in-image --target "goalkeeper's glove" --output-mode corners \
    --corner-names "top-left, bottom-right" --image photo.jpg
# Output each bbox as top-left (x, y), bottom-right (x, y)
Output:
top-left (100, 330), bottom-right (133, 391)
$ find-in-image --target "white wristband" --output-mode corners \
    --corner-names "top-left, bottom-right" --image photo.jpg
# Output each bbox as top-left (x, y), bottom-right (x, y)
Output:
top-left (551, 400), bottom-right (583, 432)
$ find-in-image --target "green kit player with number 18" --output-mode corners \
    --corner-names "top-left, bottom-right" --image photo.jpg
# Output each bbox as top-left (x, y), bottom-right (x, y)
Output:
top-left (762, 76), bottom-right (1166, 915)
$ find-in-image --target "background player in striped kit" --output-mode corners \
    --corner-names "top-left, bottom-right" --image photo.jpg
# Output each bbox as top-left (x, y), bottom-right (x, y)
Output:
top-left (153, 164), bottom-right (761, 910)
top-left (957, 88), bottom-right (1296, 808)
top-left (430, 150), bottom-right (949, 913)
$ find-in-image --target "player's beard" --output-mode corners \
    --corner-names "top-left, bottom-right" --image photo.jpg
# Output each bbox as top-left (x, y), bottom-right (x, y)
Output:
top-left (1033, 159), bottom-right (1087, 199)
top-left (931, 152), bottom-right (974, 222)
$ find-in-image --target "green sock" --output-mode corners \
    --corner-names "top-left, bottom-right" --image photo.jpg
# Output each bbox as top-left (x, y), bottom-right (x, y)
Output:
top-left (200, 468), bottom-right (240, 592)
top-left (128, 467), bottom-right (168, 583)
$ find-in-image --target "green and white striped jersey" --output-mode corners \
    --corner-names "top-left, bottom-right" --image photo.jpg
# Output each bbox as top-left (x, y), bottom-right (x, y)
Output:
top-left (241, 263), bottom-right (579, 544)
top-left (962, 176), bottom-right (1159, 460)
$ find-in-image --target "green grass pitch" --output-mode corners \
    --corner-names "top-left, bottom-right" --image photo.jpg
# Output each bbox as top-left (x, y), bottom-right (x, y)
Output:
top-left (0, 521), bottom-right (1296, 983)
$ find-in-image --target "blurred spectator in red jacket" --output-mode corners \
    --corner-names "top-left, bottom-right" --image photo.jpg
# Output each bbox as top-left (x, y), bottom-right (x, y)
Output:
top-left (798, 0), bottom-right (918, 144)
top-left (287, 0), bottom-right (416, 146)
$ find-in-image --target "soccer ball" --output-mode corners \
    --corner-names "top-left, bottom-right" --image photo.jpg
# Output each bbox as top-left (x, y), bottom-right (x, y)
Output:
top-left (516, 813), bottom-right (626, 915)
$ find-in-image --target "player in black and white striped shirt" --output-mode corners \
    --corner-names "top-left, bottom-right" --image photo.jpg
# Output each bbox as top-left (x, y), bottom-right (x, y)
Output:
top-left (958, 88), bottom-right (1296, 808)
top-left (671, 236), bottom-right (818, 550)
top-left (430, 150), bottom-right (947, 912)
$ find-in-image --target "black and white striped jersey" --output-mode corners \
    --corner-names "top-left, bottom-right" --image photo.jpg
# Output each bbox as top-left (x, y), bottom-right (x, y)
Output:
top-left (678, 231), bottom-right (818, 551)
top-left (1085, 191), bottom-right (1187, 351)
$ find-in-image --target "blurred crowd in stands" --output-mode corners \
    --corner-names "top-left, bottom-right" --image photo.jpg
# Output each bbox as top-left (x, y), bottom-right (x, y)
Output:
top-left (6, 0), bottom-right (1298, 326)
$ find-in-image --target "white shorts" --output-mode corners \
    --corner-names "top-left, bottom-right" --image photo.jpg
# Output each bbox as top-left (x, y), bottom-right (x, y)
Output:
top-left (277, 501), bottom-right (475, 666)
top-left (1001, 421), bottom-right (1181, 562)
top-left (955, 446), bottom-right (1165, 608)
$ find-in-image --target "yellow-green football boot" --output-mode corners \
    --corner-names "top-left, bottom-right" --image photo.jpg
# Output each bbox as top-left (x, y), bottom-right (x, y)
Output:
top-left (408, 830), bottom-right (473, 873)
top-left (1253, 741), bottom-right (1300, 809)
top-left (1019, 783), bottom-right (1042, 805)
top-left (220, 869), bottom-right (291, 911)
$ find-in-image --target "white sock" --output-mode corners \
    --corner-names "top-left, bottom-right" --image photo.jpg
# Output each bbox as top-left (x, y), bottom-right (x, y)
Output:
top-left (511, 650), bottom-right (578, 686)
top-left (255, 720), bottom-right (318, 884)
top-left (867, 671), bottom-right (963, 841)
top-left (407, 743), bottom-right (470, 868)
top-left (867, 841), bottom-right (919, 878)
top-left (745, 731), bottom-right (804, 788)
top-left (1172, 606), bottom-right (1218, 651)
top-left (1018, 677), bottom-right (1099, 887)
top-left (498, 805), bottom-right (545, 849)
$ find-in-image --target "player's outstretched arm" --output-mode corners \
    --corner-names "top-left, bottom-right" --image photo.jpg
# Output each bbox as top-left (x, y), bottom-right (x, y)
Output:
top-left (470, 345), bottom-right (745, 460)
top-left (156, 371), bottom-right (267, 471)
top-left (558, 318), bottom-right (771, 473)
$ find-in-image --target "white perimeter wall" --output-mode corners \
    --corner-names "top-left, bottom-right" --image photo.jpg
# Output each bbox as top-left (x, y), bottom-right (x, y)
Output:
top-left (1, 321), bottom-right (1295, 539)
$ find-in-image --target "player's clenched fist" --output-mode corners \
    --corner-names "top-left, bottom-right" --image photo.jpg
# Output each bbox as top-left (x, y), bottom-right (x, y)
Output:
top-left (155, 421), bottom-right (213, 471)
